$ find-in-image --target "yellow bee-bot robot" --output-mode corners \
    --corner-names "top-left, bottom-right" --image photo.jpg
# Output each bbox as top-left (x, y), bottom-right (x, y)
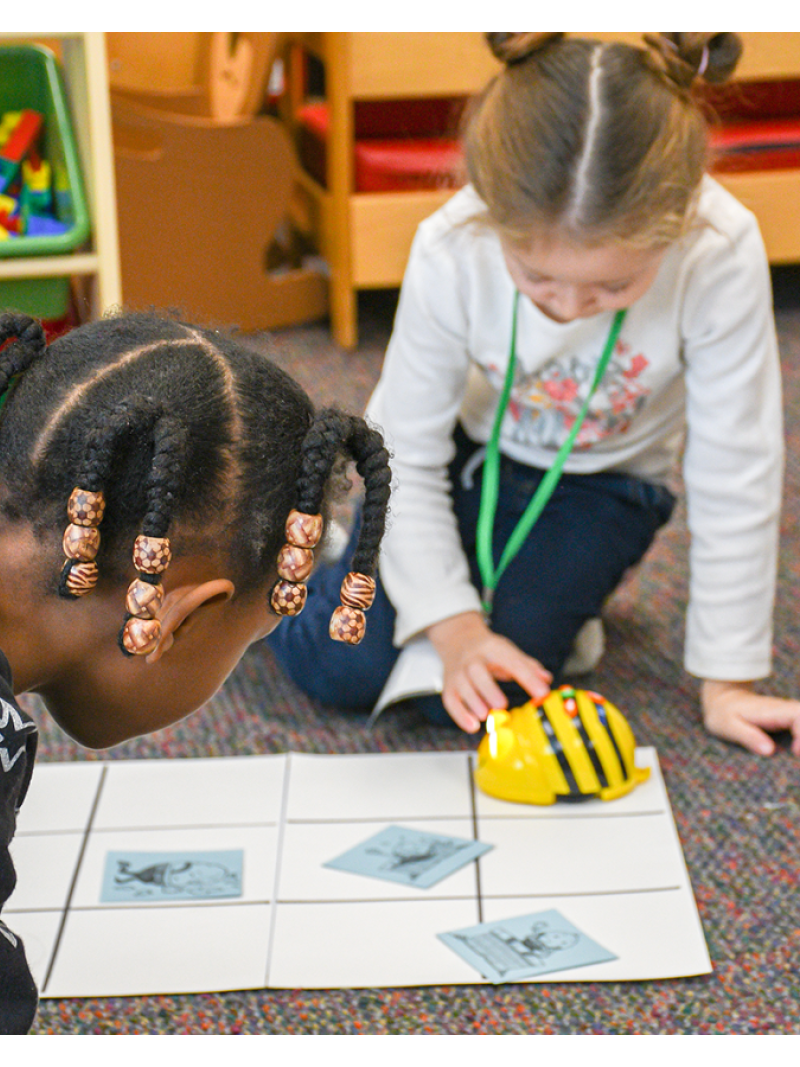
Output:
top-left (475, 685), bottom-right (650, 805)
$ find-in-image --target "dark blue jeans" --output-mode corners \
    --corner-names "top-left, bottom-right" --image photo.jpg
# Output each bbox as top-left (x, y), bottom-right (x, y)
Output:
top-left (268, 424), bottom-right (675, 722)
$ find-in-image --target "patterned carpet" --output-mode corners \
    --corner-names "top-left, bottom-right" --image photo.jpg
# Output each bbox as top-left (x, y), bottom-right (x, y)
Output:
top-left (25, 279), bottom-right (800, 1034)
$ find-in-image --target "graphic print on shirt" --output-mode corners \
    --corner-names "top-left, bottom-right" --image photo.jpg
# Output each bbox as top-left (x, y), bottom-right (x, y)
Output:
top-left (497, 339), bottom-right (650, 450)
top-left (0, 697), bottom-right (35, 776)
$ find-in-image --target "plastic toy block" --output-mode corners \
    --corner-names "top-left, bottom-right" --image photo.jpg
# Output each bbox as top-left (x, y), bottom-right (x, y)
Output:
top-left (0, 211), bottom-right (22, 234)
top-left (0, 110), bottom-right (43, 191)
top-left (25, 214), bottom-right (68, 237)
top-left (0, 111), bottom-right (42, 165)
top-left (0, 112), bottom-right (22, 145)
top-left (22, 157), bottom-right (50, 191)
top-left (0, 110), bottom-right (43, 164)
top-left (22, 157), bottom-right (52, 212)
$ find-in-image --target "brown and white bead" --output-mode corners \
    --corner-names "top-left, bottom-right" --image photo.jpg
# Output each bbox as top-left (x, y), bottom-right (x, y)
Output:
top-left (63, 559), bottom-right (99, 597)
top-left (276, 544), bottom-right (314, 583)
top-left (63, 522), bottom-right (101, 561)
top-left (329, 605), bottom-right (367, 644)
top-left (132, 535), bottom-right (172, 574)
top-left (269, 579), bottom-right (307, 617)
top-left (285, 510), bottom-right (323, 549)
top-left (125, 578), bottom-right (164, 619)
top-left (67, 487), bottom-right (106, 526)
top-left (339, 572), bottom-right (376, 611)
top-left (121, 616), bottom-right (162, 656)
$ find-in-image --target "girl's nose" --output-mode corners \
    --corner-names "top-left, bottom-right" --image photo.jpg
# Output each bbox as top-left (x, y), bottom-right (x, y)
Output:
top-left (554, 286), bottom-right (593, 319)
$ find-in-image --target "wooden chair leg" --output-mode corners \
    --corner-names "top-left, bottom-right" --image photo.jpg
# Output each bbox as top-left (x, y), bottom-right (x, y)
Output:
top-left (330, 275), bottom-right (358, 349)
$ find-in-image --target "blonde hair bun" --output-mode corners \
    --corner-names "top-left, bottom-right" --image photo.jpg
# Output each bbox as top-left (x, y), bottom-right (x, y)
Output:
top-left (644, 32), bottom-right (743, 88)
top-left (485, 32), bottom-right (564, 65)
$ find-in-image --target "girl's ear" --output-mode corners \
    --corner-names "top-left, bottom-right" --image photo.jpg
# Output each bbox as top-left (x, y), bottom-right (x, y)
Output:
top-left (145, 579), bottom-right (235, 664)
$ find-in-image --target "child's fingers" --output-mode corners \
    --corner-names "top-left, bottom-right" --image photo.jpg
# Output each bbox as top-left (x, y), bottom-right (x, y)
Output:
top-left (714, 717), bottom-right (775, 757)
top-left (442, 686), bottom-right (483, 733)
top-left (495, 649), bottom-right (552, 701)
top-left (465, 661), bottom-right (509, 714)
top-left (704, 692), bottom-right (800, 756)
top-left (477, 642), bottom-right (551, 696)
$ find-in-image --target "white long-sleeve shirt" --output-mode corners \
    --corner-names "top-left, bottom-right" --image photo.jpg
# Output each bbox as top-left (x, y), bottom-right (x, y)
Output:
top-left (367, 178), bottom-right (784, 681)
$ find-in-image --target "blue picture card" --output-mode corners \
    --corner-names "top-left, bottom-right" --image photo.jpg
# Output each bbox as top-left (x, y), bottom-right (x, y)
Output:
top-left (324, 825), bottom-right (493, 889)
top-left (438, 908), bottom-right (617, 984)
top-left (101, 850), bottom-right (244, 903)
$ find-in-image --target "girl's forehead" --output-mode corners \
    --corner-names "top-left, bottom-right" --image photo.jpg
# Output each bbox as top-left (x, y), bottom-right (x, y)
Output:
top-left (503, 235), bottom-right (666, 284)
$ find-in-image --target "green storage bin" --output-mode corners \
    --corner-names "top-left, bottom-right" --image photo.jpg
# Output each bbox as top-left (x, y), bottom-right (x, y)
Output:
top-left (0, 43), bottom-right (91, 318)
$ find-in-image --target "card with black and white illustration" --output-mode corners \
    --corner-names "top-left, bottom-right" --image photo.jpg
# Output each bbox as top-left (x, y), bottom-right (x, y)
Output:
top-left (100, 850), bottom-right (244, 903)
top-left (438, 908), bottom-right (616, 983)
top-left (324, 825), bottom-right (492, 889)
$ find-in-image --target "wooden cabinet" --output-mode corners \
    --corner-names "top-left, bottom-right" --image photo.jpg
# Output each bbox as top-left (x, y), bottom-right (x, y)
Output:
top-left (285, 33), bottom-right (499, 348)
top-left (288, 32), bottom-right (800, 349)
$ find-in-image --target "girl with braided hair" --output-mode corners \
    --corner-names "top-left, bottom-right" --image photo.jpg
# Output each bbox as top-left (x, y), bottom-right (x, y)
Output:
top-left (0, 310), bottom-right (390, 1033)
top-left (270, 32), bottom-right (800, 758)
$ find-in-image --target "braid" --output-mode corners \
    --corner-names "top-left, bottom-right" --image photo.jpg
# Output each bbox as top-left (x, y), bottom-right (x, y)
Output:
top-left (295, 409), bottom-right (391, 577)
top-left (269, 408), bottom-right (391, 644)
top-left (0, 313), bottom-right (46, 406)
top-left (295, 409), bottom-right (354, 515)
top-left (141, 415), bottom-right (188, 539)
top-left (58, 399), bottom-right (168, 601)
top-left (347, 420), bottom-right (392, 577)
top-left (76, 399), bottom-right (157, 493)
top-left (0, 309), bottom-right (392, 655)
top-left (117, 413), bottom-right (188, 656)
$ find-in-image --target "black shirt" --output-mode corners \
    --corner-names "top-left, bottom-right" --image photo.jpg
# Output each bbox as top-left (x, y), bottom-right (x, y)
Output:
top-left (0, 650), bottom-right (38, 1034)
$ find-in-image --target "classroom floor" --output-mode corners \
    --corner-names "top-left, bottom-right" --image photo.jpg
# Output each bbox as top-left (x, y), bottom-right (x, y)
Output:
top-left (22, 277), bottom-right (800, 1034)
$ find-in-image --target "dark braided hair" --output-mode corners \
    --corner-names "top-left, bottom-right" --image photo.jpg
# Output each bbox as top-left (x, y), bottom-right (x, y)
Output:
top-left (0, 311), bottom-right (391, 607)
top-left (295, 409), bottom-right (391, 576)
top-left (0, 313), bottom-right (47, 411)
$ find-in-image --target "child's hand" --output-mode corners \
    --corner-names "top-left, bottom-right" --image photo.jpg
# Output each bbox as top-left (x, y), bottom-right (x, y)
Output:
top-left (427, 611), bottom-right (552, 733)
top-left (701, 680), bottom-right (800, 756)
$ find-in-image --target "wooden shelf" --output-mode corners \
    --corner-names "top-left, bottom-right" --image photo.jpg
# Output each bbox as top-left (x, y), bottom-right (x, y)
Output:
top-left (289, 32), bottom-right (800, 349)
top-left (0, 32), bottom-right (122, 319)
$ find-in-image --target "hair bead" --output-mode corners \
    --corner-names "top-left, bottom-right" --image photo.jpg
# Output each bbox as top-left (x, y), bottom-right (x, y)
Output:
top-left (61, 560), bottom-right (99, 597)
top-left (67, 487), bottom-right (106, 526)
top-left (125, 577), bottom-right (165, 619)
top-left (120, 615), bottom-right (162, 656)
top-left (330, 604), bottom-right (367, 644)
top-left (270, 578), bottom-right (308, 616)
top-left (119, 566), bottom-right (167, 657)
top-left (269, 510), bottom-right (323, 616)
top-left (276, 543), bottom-right (315, 583)
top-left (339, 572), bottom-right (376, 611)
top-left (59, 482), bottom-right (107, 598)
top-left (132, 534), bottom-right (172, 574)
top-left (63, 523), bottom-right (101, 561)
top-left (285, 509), bottom-right (323, 548)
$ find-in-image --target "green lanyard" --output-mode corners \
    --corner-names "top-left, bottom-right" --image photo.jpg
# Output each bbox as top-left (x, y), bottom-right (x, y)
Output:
top-left (476, 292), bottom-right (627, 615)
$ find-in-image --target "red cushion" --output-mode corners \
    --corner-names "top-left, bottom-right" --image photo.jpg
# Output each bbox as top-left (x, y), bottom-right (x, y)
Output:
top-left (354, 138), bottom-right (463, 192)
top-left (297, 100), bottom-right (466, 191)
top-left (299, 98), bottom-right (466, 139)
top-left (298, 85), bottom-right (800, 192)
top-left (710, 117), bottom-right (800, 173)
